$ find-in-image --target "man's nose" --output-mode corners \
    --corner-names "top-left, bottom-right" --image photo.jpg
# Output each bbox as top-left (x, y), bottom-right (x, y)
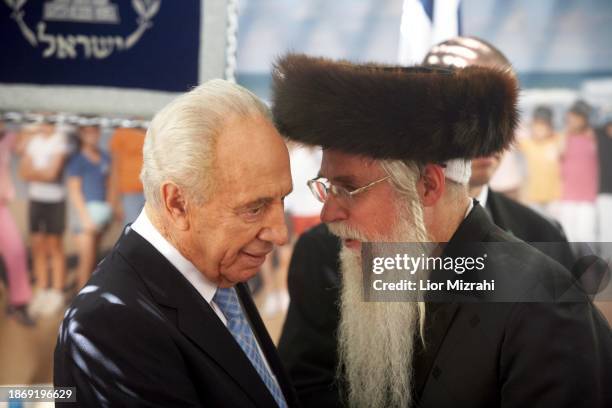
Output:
top-left (259, 203), bottom-right (289, 246)
top-left (320, 195), bottom-right (348, 224)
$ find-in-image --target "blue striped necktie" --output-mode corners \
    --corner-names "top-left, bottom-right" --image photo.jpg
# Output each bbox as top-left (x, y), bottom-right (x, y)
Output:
top-left (213, 287), bottom-right (288, 408)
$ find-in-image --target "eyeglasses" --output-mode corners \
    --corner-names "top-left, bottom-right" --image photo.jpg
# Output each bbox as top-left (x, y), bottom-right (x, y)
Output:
top-left (307, 176), bottom-right (390, 204)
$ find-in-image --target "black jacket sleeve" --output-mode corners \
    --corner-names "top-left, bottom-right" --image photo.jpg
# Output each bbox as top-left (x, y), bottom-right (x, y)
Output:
top-left (278, 225), bottom-right (344, 407)
top-left (54, 300), bottom-right (200, 408)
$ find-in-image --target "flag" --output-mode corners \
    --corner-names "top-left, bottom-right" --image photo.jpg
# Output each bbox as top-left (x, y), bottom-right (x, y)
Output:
top-left (398, 0), bottom-right (462, 65)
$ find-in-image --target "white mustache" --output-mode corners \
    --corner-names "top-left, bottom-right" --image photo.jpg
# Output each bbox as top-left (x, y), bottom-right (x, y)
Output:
top-left (327, 222), bottom-right (369, 241)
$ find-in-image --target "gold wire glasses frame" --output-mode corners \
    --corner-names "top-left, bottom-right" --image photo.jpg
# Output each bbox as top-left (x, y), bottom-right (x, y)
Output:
top-left (307, 176), bottom-right (390, 204)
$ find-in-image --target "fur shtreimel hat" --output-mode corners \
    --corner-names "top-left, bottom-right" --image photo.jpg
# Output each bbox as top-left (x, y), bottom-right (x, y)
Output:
top-left (272, 54), bottom-right (519, 163)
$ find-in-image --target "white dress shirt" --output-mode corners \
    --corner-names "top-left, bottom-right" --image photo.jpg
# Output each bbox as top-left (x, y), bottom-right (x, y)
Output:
top-left (477, 185), bottom-right (489, 208)
top-left (130, 209), bottom-right (227, 324)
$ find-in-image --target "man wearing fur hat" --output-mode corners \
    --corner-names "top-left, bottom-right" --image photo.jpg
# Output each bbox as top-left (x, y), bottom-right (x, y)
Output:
top-left (273, 54), bottom-right (611, 407)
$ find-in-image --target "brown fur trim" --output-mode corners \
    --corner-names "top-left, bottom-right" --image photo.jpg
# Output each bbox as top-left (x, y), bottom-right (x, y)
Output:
top-left (272, 54), bottom-right (519, 162)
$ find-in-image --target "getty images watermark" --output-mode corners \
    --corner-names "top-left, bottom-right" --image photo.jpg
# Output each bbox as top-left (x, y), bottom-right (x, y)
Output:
top-left (360, 242), bottom-right (612, 302)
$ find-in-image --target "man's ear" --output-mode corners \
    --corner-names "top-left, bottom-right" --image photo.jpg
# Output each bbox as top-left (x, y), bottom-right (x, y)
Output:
top-left (417, 164), bottom-right (445, 207)
top-left (160, 181), bottom-right (190, 230)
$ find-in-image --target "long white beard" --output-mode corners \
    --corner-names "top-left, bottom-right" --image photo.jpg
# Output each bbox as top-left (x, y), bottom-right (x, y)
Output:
top-left (330, 210), bottom-right (428, 408)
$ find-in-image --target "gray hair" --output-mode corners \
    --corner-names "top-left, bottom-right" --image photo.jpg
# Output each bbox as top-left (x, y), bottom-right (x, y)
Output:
top-left (141, 79), bottom-right (270, 208)
top-left (379, 159), bottom-right (467, 343)
top-left (380, 159), bottom-right (467, 225)
top-left (379, 160), bottom-right (429, 241)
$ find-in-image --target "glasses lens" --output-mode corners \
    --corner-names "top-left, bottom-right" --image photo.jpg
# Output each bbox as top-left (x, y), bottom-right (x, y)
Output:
top-left (308, 180), bottom-right (328, 203)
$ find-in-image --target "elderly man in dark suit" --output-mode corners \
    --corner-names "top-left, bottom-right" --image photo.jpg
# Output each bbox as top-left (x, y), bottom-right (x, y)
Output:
top-left (54, 80), bottom-right (298, 407)
top-left (273, 52), bottom-right (611, 408)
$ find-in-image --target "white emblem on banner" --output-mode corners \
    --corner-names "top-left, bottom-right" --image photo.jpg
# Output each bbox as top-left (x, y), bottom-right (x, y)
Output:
top-left (4, 0), bottom-right (161, 59)
top-left (44, 0), bottom-right (120, 24)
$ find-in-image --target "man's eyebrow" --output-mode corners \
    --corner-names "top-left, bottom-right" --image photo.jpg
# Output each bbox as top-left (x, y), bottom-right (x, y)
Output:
top-left (238, 197), bottom-right (272, 209)
top-left (237, 186), bottom-right (294, 211)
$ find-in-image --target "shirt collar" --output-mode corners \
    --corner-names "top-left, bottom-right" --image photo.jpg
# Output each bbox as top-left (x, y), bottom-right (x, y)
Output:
top-left (130, 209), bottom-right (217, 304)
top-left (477, 185), bottom-right (489, 208)
top-left (464, 197), bottom-right (474, 219)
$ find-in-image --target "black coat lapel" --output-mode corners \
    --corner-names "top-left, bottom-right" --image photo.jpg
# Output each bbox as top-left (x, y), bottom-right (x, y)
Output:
top-left (413, 203), bottom-right (497, 398)
top-left (175, 298), bottom-right (279, 408)
top-left (413, 301), bottom-right (460, 398)
top-left (485, 190), bottom-right (511, 232)
top-left (117, 229), bottom-right (279, 408)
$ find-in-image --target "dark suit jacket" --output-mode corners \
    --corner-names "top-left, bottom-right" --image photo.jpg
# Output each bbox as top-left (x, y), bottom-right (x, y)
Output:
top-left (279, 204), bottom-right (611, 407)
top-left (278, 223), bottom-right (341, 407)
top-left (54, 228), bottom-right (299, 407)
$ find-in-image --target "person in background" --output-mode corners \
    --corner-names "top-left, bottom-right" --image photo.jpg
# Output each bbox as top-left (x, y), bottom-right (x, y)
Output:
top-left (519, 106), bottom-right (563, 214)
top-left (19, 118), bottom-right (69, 317)
top-left (108, 126), bottom-right (146, 227)
top-left (0, 121), bottom-right (34, 326)
top-left (558, 100), bottom-right (599, 243)
top-left (594, 112), bottom-right (612, 325)
top-left (466, 147), bottom-right (575, 273)
top-left (66, 120), bottom-right (112, 291)
top-left (487, 148), bottom-right (523, 200)
top-left (596, 113), bottom-right (612, 255)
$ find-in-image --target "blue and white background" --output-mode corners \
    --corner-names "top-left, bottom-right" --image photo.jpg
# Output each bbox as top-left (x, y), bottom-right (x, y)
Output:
top-left (236, 0), bottom-right (612, 113)
top-left (1, 0), bottom-right (611, 117)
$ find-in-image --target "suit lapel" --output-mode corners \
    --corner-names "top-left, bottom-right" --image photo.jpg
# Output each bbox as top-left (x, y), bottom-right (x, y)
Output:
top-left (175, 297), bottom-right (279, 407)
top-left (413, 301), bottom-right (460, 397)
top-left (485, 190), bottom-right (511, 232)
top-left (117, 229), bottom-right (278, 407)
top-left (414, 203), bottom-right (496, 398)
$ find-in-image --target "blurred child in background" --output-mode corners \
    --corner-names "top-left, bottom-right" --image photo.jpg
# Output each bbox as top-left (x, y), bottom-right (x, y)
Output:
top-left (19, 118), bottom-right (69, 317)
top-left (557, 100), bottom-right (599, 242)
top-left (596, 113), bottom-right (612, 257)
top-left (0, 121), bottom-right (34, 325)
top-left (66, 121), bottom-right (112, 290)
top-left (108, 126), bottom-right (146, 227)
top-left (519, 106), bottom-right (562, 214)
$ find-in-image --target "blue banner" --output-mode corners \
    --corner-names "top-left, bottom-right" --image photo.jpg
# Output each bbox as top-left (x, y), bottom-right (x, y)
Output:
top-left (0, 0), bottom-right (231, 116)
top-left (2, 0), bottom-right (200, 92)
